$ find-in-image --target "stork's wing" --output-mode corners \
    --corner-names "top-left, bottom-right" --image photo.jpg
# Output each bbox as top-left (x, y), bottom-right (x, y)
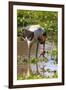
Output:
top-left (24, 25), bottom-right (42, 32)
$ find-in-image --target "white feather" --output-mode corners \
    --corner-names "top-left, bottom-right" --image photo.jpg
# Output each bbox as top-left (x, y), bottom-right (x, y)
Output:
top-left (25, 25), bottom-right (43, 32)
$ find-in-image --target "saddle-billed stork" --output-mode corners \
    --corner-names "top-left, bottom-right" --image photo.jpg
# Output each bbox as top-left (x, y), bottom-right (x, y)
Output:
top-left (22, 25), bottom-right (47, 75)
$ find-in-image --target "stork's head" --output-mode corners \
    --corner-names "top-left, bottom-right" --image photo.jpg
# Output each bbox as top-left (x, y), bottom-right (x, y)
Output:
top-left (38, 31), bottom-right (47, 44)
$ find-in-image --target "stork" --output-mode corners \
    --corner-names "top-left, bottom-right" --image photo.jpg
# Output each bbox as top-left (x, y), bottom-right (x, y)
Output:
top-left (22, 25), bottom-right (47, 75)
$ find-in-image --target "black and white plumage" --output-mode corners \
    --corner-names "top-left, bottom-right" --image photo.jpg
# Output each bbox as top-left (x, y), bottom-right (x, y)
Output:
top-left (21, 25), bottom-right (47, 75)
top-left (22, 25), bottom-right (47, 59)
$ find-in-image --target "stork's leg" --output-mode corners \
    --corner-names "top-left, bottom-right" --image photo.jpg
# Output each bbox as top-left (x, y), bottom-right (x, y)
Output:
top-left (43, 41), bottom-right (45, 58)
top-left (27, 40), bottom-right (31, 60)
top-left (35, 42), bottom-right (39, 74)
top-left (42, 42), bottom-right (45, 77)
top-left (26, 41), bottom-right (32, 77)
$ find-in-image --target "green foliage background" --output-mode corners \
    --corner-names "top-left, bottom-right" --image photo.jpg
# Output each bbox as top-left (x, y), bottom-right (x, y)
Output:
top-left (17, 10), bottom-right (58, 44)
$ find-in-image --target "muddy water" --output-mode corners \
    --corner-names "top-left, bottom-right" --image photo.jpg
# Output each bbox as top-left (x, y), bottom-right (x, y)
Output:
top-left (17, 37), bottom-right (37, 57)
top-left (17, 37), bottom-right (58, 78)
top-left (17, 37), bottom-right (37, 77)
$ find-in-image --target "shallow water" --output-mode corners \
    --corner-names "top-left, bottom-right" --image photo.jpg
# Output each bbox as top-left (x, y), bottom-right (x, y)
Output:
top-left (31, 60), bottom-right (58, 77)
top-left (17, 37), bottom-right (58, 78)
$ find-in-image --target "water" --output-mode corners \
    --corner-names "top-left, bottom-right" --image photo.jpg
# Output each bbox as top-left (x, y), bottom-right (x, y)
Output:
top-left (17, 37), bottom-right (58, 78)
top-left (30, 60), bottom-right (58, 78)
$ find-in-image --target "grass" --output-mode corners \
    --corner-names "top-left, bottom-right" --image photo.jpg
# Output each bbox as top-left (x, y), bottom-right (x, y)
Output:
top-left (17, 73), bottom-right (49, 80)
top-left (17, 71), bottom-right (58, 80)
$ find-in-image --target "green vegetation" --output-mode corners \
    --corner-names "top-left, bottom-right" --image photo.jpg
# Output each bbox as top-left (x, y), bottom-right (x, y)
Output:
top-left (17, 74), bottom-right (44, 80)
top-left (17, 10), bottom-right (58, 80)
top-left (53, 71), bottom-right (58, 78)
top-left (17, 72), bottom-right (58, 80)
top-left (17, 10), bottom-right (58, 44)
